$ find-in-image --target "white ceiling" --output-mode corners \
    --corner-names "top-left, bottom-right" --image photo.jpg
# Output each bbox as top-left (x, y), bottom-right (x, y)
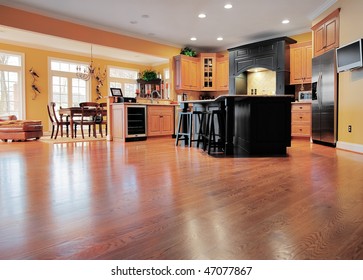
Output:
top-left (0, 0), bottom-right (337, 64)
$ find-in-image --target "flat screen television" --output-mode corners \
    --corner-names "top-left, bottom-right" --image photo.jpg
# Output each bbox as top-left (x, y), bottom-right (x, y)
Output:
top-left (336, 39), bottom-right (363, 72)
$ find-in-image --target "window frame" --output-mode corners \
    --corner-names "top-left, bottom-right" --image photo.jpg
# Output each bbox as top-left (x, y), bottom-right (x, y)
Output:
top-left (108, 65), bottom-right (139, 98)
top-left (0, 50), bottom-right (25, 119)
top-left (48, 57), bottom-right (91, 108)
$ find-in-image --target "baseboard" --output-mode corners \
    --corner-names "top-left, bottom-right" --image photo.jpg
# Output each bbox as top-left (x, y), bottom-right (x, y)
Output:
top-left (336, 141), bottom-right (363, 154)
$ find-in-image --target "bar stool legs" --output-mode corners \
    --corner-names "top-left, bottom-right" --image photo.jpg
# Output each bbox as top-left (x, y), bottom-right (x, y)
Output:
top-left (203, 110), bottom-right (225, 154)
top-left (175, 111), bottom-right (193, 147)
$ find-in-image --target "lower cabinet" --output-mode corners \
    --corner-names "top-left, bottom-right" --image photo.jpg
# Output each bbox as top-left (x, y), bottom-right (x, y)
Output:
top-left (291, 102), bottom-right (311, 137)
top-left (147, 105), bottom-right (175, 136)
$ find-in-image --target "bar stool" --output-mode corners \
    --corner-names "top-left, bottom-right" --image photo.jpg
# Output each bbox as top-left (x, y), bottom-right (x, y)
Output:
top-left (190, 111), bottom-right (206, 147)
top-left (175, 110), bottom-right (193, 146)
top-left (203, 109), bottom-right (225, 154)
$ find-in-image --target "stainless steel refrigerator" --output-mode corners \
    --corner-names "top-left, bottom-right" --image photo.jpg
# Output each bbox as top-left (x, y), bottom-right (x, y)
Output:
top-left (311, 49), bottom-right (338, 146)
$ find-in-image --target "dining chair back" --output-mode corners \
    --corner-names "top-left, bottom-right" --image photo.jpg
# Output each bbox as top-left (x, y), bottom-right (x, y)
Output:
top-left (74, 102), bottom-right (103, 139)
top-left (47, 102), bottom-right (70, 139)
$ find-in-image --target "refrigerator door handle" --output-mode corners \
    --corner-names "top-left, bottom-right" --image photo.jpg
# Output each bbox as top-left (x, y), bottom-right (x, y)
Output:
top-left (317, 72), bottom-right (322, 108)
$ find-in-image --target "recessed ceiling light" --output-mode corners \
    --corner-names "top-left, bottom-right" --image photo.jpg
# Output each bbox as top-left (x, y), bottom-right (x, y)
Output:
top-left (190, 37), bottom-right (197, 41)
top-left (282, 19), bottom-right (290, 24)
top-left (198, 13), bottom-right (206, 19)
top-left (217, 37), bottom-right (223, 41)
top-left (224, 4), bottom-right (233, 9)
top-left (141, 14), bottom-right (150, 19)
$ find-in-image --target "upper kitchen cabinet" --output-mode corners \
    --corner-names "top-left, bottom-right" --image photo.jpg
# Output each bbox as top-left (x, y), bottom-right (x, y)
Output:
top-left (312, 8), bottom-right (340, 57)
top-left (173, 55), bottom-right (200, 91)
top-left (200, 53), bottom-right (216, 91)
top-left (216, 55), bottom-right (229, 91)
top-left (290, 41), bottom-right (312, 85)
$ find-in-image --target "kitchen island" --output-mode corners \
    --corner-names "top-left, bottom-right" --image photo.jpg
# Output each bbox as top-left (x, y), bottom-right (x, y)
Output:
top-left (180, 95), bottom-right (294, 156)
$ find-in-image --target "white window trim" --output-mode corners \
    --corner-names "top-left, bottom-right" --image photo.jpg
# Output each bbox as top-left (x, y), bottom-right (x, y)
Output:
top-left (0, 49), bottom-right (25, 119)
top-left (48, 57), bottom-right (92, 104)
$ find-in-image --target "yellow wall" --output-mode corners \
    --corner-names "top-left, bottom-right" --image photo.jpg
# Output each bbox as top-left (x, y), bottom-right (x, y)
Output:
top-left (0, 41), bottom-right (169, 131)
top-left (0, 5), bottom-right (181, 132)
top-left (313, 0), bottom-right (363, 149)
top-left (290, 32), bottom-right (312, 43)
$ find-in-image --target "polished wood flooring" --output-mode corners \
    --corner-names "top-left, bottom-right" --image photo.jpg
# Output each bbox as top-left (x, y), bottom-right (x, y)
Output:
top-left (1, 137), bottom-right (363, 260)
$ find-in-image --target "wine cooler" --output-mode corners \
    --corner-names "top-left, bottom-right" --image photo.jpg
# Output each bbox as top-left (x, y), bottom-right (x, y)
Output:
top-left (126, 105), bottom-right (147, 141)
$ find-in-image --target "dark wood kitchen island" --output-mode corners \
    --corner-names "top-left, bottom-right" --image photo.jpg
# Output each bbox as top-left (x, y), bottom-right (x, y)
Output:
top-left (180, 95), bottom-right (294, 156)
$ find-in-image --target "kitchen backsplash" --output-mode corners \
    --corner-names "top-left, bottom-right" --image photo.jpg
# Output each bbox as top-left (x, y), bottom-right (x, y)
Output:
top-left (247, 70), bottom-right (276, 95)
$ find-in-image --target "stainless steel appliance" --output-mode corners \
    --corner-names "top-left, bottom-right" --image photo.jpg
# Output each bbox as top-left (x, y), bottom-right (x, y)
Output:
top-left (298, 91), bottom-right (312, 102)
top-left (311, 49), bottom-right (338, 146)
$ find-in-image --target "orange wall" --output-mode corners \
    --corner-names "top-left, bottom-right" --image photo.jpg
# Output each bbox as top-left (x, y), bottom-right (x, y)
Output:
top-left (0, 41), bottom-right (168, 131)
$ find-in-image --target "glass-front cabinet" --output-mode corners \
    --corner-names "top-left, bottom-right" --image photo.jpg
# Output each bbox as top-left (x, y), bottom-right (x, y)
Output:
top-left (200, 53), bottom-right (216, 91)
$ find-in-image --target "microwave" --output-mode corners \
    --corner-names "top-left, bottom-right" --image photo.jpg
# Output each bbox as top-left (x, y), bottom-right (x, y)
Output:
top-left (298, 91), bottom-right (312, 102)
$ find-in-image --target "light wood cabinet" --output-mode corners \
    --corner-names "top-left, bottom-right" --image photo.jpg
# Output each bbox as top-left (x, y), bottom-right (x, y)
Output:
top-left (173, 55), bottom-right (200, 91)
top-left (216, 56), bottom-right (229, 91)
top-left (312, 8), bottom-right (340, 57)
top-left (111, 104), bottom-right (126, 141)
top-left (147, 105), bottom-right (175, 136)
top-left (291, 102), bottom-right (311, 137)
top-left (200, 53), bottom-right (216, 91)
top-left (290, 41), bottom-right (312, 85)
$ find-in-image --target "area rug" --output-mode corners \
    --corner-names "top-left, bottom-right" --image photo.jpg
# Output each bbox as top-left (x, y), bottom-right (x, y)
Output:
top-left (39, 135), bottom-right (107, 144)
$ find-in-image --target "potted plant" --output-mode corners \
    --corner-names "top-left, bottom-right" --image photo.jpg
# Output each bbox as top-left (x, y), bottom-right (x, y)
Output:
top-left (180, 47), bottom-right (197, 57)
top-left (141, 69), bottom-right (158, 81)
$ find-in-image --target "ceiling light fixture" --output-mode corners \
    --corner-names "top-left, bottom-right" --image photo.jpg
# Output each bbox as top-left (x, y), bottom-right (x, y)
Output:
top-left (217, 37), bottom-right (223, 41)
top-left (282, 19), bottom-right (290, 24)
top-left (224, 4), bottom-right (233, 9)
top-left (76, 46), bottom-right (106, 82)
top-left (190, 37), bottom-right (197, 41)
top-left (198, 13), bottom-right (206, 19)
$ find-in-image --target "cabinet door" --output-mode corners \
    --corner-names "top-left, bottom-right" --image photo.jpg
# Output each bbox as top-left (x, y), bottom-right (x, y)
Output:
top-left (188, 59), bottom-right (199, 90)
top-left (174, 55), bottom-right (199, 90)
top-left (290, 42), bottom-right (312, 85)
top-left (216, 58), bottom-right (229, 90)
top-left (111, 104), bottom-right (125, 141)
top-left (200, 53), bottom-right (216, 91)
top-left (312, 9), bottom-right (340, 57)
top-left (314, 24), bottom-right (326, 57)
top-left (147, 106), bottom-right (174, 136)
top-left (324, 17), bottom-right (339, 51)
top-left (304, 46), bottom-right (312, 83)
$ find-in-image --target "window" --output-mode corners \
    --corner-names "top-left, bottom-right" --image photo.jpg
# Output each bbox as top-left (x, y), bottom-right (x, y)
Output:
top-left (0, 51), bottom-right (24, 119)
top-left (109, 66), bottom-right (138, 97)
top-left (49, 59), bottom-right (90, 109)
top-left (163, 68), bottom-right (170, 99)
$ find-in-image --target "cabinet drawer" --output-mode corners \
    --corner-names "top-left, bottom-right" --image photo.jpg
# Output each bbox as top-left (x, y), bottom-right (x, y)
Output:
top-left (291, 103), bottom-right (311, 112)
top-left (292, 124), bottom-right (311, 136)
top-left (292, 112), bottom-right (311, 122)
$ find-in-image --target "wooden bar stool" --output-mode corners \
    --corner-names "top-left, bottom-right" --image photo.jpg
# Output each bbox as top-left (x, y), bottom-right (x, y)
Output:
top-left (175, 111), bottom-right (193, 146)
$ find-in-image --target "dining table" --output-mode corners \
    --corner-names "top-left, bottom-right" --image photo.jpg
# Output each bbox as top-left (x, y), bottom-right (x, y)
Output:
top-left (59, 107), bottom-right (106, 138)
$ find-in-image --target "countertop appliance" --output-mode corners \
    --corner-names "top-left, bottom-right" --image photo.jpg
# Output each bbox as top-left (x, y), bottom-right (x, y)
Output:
top-left (311, 49), bottom-right (338, 146)
top-left (298, 91), bottom-right (312, 102)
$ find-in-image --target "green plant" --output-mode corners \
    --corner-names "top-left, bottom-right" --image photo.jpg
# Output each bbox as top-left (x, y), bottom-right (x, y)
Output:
top-left (141, 69), bottom-right (158, 81)
top-left (180, 47), bottom-right (197, 57)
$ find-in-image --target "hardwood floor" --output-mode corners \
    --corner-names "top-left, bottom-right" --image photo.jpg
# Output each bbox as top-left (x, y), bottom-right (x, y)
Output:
top-left (1, 138), bottom-right (363, 260)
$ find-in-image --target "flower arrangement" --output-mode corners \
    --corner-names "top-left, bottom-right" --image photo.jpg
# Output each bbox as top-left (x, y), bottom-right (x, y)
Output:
top-left (141, 69), bottom-right (158, 81)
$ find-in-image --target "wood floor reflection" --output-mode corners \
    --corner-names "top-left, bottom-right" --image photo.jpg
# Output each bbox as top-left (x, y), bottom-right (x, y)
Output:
top-left (1, 138), bottom-right (363, 260)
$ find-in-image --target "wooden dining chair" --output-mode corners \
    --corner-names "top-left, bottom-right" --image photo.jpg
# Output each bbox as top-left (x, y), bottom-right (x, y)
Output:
top-left (74, 102), bottom-right (102, 139)
top-left (47, 102), bottom-right (70, 139)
